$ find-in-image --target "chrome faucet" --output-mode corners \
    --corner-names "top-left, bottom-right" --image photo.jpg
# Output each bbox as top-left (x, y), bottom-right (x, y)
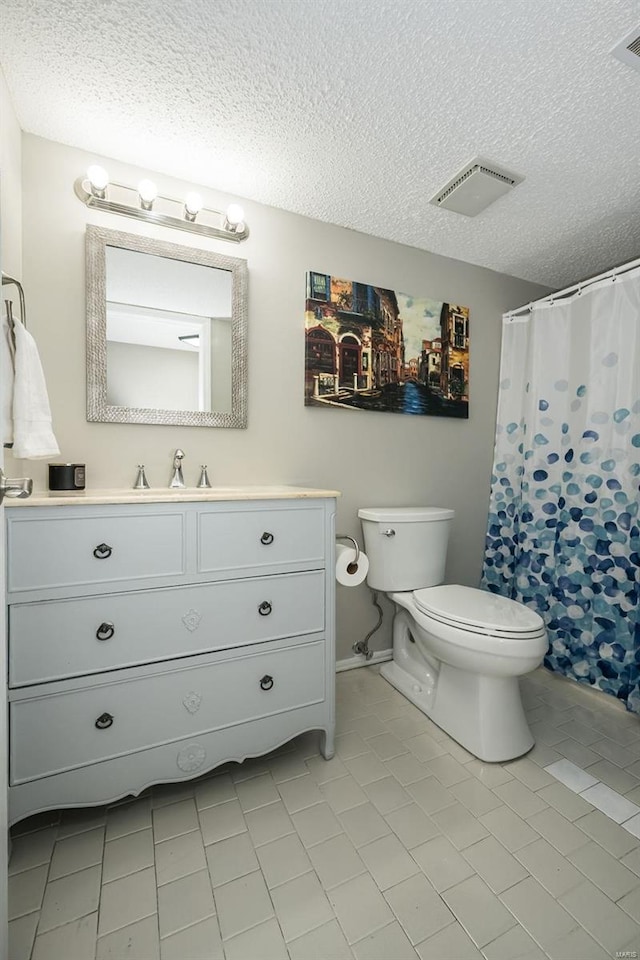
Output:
top-left (170, 449), bottom-right (186, 488)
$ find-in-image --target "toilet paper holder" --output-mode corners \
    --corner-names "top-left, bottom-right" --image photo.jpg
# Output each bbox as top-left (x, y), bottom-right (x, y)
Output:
top-left (336, 534), bottom-right (360, 565)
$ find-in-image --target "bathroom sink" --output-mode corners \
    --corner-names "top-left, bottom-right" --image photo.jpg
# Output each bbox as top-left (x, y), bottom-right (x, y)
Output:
top-left (6, 485), bottom-right (340, 508)
top-left (127, 485), bottom-right (292, 499)
top-left (7, 485), bottom-right (338, 507)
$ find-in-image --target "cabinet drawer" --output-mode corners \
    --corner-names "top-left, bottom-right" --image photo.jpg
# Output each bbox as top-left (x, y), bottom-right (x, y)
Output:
top-left (7, 513), bottom-right (185, 593)
top-left (198, 505), bottom-right (325, 573)
top-left (9, 571), bottom-right (325, 685)
top-left (10, 640), bottom-right (325, 783)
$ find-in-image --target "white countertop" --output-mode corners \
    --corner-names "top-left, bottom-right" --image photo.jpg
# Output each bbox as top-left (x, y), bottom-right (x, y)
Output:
top-left (6, 485), bottom-right (341, 507)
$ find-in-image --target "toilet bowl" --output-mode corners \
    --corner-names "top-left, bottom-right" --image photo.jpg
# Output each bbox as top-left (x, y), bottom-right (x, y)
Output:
top-left (358, 507), bottom-right (548, 762)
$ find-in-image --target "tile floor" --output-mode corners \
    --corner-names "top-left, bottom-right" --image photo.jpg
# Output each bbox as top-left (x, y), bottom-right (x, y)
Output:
top-left (8, 664), bottom-right (640, 960)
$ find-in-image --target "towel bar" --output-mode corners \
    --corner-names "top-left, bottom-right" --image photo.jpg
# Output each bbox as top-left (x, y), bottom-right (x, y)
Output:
top-left (2, 273), bottom-right (27, 328)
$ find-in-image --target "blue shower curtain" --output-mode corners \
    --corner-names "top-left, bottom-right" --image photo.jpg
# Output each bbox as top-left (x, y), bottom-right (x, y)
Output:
top-left (482, 264), bottom-right (640, 711)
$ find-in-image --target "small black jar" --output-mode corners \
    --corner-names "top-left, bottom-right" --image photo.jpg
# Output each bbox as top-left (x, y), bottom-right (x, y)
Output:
top-left (48, 463), bottom-right (86, 491)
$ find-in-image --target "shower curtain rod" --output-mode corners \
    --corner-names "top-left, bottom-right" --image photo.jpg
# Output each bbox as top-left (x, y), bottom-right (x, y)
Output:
top-left (505, 254), bottom-right (640, 319)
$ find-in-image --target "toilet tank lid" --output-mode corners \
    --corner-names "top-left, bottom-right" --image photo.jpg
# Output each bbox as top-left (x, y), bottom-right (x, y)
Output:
top-left (358, 506), bottom-right (455, 522)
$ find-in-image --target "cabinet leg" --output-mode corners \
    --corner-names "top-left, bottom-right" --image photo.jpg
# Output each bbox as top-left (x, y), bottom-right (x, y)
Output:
top-left (320, 728), bottom-right (335, 760)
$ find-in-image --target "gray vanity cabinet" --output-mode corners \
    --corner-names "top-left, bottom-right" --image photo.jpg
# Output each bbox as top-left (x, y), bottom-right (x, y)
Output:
top-left (6, 494), bottom-right (336, 825)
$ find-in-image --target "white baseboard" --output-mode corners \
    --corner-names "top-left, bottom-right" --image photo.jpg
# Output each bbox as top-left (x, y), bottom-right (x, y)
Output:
top-left (336, 649), bottom-right (393, 672)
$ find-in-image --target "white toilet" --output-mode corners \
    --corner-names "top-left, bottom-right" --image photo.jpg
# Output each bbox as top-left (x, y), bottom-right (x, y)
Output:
top-left (358, 506), bottom-right (548, 762)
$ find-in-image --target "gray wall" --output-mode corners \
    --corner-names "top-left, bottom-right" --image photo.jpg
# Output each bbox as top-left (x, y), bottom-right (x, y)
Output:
top-left (0, 65), bottom-right (22, 960)
top-left (107, 341), bottom-right (199, 410)
top-left (8, 134), bottom-right (549, 660)
top-left (1, 68), bottom-right (22, 278)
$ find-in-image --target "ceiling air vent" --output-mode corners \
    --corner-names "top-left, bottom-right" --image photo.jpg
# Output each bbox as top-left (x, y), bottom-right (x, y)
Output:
top-left (612, 25), bottom-right (640, 75)
top-left (429, 157), bottom-right (524, 217)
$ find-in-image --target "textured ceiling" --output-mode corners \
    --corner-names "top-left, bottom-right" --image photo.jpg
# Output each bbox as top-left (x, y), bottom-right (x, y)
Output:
top-left (1, 0), bottom-right (639, 287)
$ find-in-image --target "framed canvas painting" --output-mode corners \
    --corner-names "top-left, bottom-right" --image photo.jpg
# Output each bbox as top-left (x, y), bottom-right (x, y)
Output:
top-left (305, 272), bottom-right (469, 418)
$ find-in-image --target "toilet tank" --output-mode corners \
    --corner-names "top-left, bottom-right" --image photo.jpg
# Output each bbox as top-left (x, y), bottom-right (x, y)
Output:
top-left (358, 507), bottom-right (455, 592)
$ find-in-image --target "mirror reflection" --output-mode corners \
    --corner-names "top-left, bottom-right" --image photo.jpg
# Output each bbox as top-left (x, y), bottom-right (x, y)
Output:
top-left (86, 226), bottom-right (248, 428)
top-left (106, 247), bottom-right (233, 413)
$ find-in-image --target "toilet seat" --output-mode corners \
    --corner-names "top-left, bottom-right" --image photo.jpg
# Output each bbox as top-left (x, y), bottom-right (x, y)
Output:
top-left (390, 588), bottom-right (548, 661)
top-left (413, 584), bottom-right (545, 639)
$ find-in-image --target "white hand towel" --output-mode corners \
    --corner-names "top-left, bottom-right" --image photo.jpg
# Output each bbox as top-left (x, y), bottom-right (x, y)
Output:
top-left (11, 317), bottom-right (60, 459)
top-left (2, 316), bottom-right (15, 445)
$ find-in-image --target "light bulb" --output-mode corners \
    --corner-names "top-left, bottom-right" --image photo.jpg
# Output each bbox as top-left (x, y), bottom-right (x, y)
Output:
top-left (87, 164), bottom-right (109, 197)
top-left (184, 192), bottom-right (203, 221)
top-left (138, 179), bottom-right (158, 210)
top-left (225, 204), bottom-right (244, 226)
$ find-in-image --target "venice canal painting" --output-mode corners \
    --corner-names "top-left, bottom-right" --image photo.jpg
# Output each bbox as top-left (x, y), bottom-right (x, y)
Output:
top-left (304, 272), bottom-right (470, 418)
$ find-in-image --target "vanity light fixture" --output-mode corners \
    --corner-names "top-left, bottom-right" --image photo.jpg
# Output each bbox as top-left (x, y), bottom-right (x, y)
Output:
top-left (137, 179), bottom-right (158, 211)
top-left (184, 191), bottom-right (203, 222)
top-left (223, 203), bottom-right (245, 234)
top-left (87, 165), bottom-right (109, 199)
top-left (74, 168), bottom-right (249, 242)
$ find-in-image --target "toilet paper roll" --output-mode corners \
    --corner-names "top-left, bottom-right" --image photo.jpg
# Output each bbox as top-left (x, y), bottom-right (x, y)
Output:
top-left (335, 543), bottom-right (369, 587)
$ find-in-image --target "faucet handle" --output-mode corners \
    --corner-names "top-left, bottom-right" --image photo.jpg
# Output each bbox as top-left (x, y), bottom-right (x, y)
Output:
top-left (174, 448), bottom-right (185, 462)
top-left (198, 465), bottom-right (211, 489)
top-left (134, 465), bottom-right (150, 490)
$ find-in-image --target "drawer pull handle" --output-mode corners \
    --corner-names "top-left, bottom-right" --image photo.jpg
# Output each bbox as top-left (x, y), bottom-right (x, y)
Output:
top-left (260, 532), bottom-right (274, 545)
top-left (95, 712), bottom-right (114, 730)
top-left (258, 601), bottom-right (272, 617)
top-left (96, 621), bottom-right (115, 641)
top-left (260, 675), bottom-right (274, 691)
top-left (95, 621), bottom-right (115, 641)
top-left (93, 543), bottom-right (113, 559)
